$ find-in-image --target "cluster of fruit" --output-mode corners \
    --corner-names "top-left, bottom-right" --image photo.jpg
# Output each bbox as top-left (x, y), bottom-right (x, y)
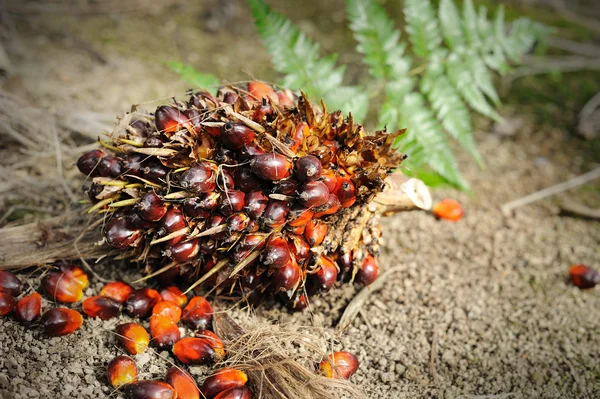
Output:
top-left (77, 81), bottom-right (404, 307)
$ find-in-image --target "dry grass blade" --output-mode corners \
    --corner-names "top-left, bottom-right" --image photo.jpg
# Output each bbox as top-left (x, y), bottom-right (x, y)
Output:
top-left (214, 312), bottom-right (367, 399)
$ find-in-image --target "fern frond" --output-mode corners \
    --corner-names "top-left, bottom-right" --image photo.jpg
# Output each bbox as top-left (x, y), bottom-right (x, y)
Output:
top-left (396, 93), bottom-right (468, 190)
top-left (326, 86), bottom-right (369, 123)
top-left (503, 18), bottom-right (538, 62)
top-left (378, 77), bottom-right (415, 131)
top-left (470, 54), bottom-right (501, 105)
top-left (404, 0), bottom-right (442, 58)
top-left (167, 61), bottom-right (219, 94)
top-left (438, 0), bottom-right (464, 50)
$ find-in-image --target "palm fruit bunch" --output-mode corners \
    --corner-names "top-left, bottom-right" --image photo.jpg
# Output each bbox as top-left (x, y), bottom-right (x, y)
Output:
top-left (77, 81), bottom-right (405, 308)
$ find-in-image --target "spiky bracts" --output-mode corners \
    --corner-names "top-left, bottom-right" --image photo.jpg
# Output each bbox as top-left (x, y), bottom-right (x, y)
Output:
top-left (78, 82), bottom-right (405, 308)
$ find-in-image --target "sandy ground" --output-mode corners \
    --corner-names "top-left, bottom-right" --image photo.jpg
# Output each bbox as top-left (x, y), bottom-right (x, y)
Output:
top-left (1, 1), bottom-right (599, 398)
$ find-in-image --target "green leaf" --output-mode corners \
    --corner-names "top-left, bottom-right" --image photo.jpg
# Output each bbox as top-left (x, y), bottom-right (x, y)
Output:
top-left (421, 66), bottom-right (483, 167)
top-left (395, 92), bottom-right (468, 190)
top-left (470, 54), bottom-right (501, 105)
top-left (167, 61), bottom-right (219, 94)
top-left (378, 77), bottom-right (415, 131)
top-left (325, 86), bottom-right (369, 123)
top-left (503, 18), bottom-right (537, 62)
top-left (484, 43), bottom-right (510, 75)
top-left (446, 53), bottom-right (502, 122)
top-left (462, 0), bottom-right (480, 46)
top-left (404, 0), bottom-right (442, 58)
top-left (438, 0), bottom-right (464, 50)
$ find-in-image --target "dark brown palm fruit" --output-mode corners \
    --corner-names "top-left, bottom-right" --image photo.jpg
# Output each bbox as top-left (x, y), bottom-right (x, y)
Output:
top-left (40, 308), bottom-right (83, 336)
top-left (194, 330), bottom-right (226, 361)
top-left (251, 153), bottom-right (292, 181)
top-left (77, 149), bottom-right (105, 176)
top-left (125, 288), bottom-right (162, 318)
top-left (0, 292), bottom-right (16, 316)
top-left (262, 237), bottom-right (292, 268)
top-left (182, 296), bottom-right (212, 330)
top-left (357, 254), bottom-right (379, 286)
top-left (173, 337), bottom-right (217, 365)
top-left (15, 292), bottom-right (42, 323)
top-left (0, 270), bottom-right (22, 297)
top-left (201, 368), bottom-right (248, 399)
top-left (307, 255), bottom-right (338, 294)
top-left (78, 83), bottom-right (405, 306)
top-left (82, 296), bottom-right (121, 320)
top-left (123, 380), bottom-right (177, 399)
top-left (213, 386), bottom-right (252, 399)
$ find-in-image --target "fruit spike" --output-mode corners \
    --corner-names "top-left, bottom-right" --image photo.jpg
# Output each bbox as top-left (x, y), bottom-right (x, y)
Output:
top-left (77, 82), bottom-right (406, 307)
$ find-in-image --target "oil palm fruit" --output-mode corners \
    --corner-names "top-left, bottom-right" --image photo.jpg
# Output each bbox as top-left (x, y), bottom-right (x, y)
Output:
top-left (77, 82), bottom-right (405, 307)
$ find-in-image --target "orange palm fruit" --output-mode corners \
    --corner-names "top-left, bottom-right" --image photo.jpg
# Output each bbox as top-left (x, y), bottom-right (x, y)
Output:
top-left (116, 323), bottom-right (150, 355)
top-left (213, 386), bottom-right (252, 399)
top-left (201, 368), bottom-right (248, 399)
top-left (248, 81), bottom-right (278, 102)
top-left (160, 286), bottom-right (188, 307)
top-left (569, 264), bottom-right (599, 289)
top-left (173, 337), bottom-right (216, 365)
top-left (15, 292), bottom-right (42, 323)
top-left (319, 351), bottom-right (359, 379)
top-left (58, 264), bottom-right (89, 289)
top-left (166, 367), bottom-right (200, 399)
top-left (194, 329), bottom-right (225, 361)
top-left (0, 292), bottom-right (16, 316)
top-left (149, 314), bottom-right (181, 348)
top-left (42, 272), bottom-right (83, 303)
top-left (82, 296), bottom-right (121, 320)
top-left (40, 308), bottom-right (83, 336)
top-left (152, 300), bottom-right (182, 323)
top-left (181, 296), bottom-right (212, 330)
top-left (100, 281), bottom-right (134, 303)
top-left (433, 199), bottom-right (464, 222)
top-left (304, 219), bottom-right (327, 247)
top-left (107, 355), bottom-right (138, 388)
top-left (123, 380), bottom-right (177, 399)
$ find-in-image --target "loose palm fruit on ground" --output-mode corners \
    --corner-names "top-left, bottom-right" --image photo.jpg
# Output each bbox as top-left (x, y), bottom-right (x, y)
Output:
top-left (101, 281), bottom-right (134, 303)
top-left (0, 270), bottom-right (22, 297)
top-left (152, 300), bottom-right (182, 322)
top-left (213, 386), bottom-right (252, 399)
top-left (201, 368), bottom-right (248, 399)
top-left (123, 380), bottom-right (177, 399)
top-left (58, 264), bottom-right (89, 289)
top-left (569, 264), bottom-right (599, 289)
top-left (42, 272), bottom-right (83, 303)
top-left (0, 292), bottom-right (16, 316)
top-left (194, 329), bottom-right (225, 361)
top-left (116, 323), bottom-right (150, 355)
top-left (173, 337), bottom-right (217, 365)
top-left (125, 288), bottom-right (162, 318)
top-left (160, 286), bottom-right (188, 307)
top-left (319, 351), bottom-right (359, 380)
top-left (82, 296), bottom-right (121, 320)
top-left (181, 296), bottom-right (212, 330)
top-left (15, 292), bottom-right (42, 323)
top-left (41, 308), bottom-right (83, 336)
top-left (78, 83), bottom-right (405, 305)
top-left (149, 314), bottom-right (180, 348)
top-left (166, 367), bottom-right (200, 399)
top-left (107, 356), bottom-right (138, 388)
top-left (433, 199), bottom-right (464, 222)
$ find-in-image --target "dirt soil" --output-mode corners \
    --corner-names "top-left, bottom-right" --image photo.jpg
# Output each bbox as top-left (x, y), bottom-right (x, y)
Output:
top-left (1, 1), bottom-right (599, 398)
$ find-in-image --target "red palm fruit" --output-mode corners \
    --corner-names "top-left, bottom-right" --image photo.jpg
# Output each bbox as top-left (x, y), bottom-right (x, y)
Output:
top-left (58, 264), bottom-right (89, 290)
top-left (287, 224), bottom-right (306, 235)
top-left (138, 192), bottom-right (168, 222)
top-left (105, 218), bottom-right (142, 249)
top-left (295, 155), bottom-right (322, 182)
top-left (219, 190), bottom-right (246, 216)
top-left (116, 323), bottom-right (150, 355)
top-left (0, 293), bottom-right (16, 316)
top-left (189, 91), bottom-right (218, 110)
top-left (201, 368), bottom-right (248, 399)
top-left (277, 90), bottom-right (294, 107)
top-left (251, 153), bottom-right (292, 181)
top-left (286, 121), bottom-right (307, 153)
top-left (183, 197), bottom-right (211, 219)
top-left (207, 214), bottom-right (227, 240)
top-left (156, 105), bottom-right (192, 134)
top-left (337, 251), bottom-right (353, 275)
top-left (217, 170), bottom-right (236, 190)
top-left (98, 156), bottom-right (124, 178)
top-left (263, 237), bottom-right (292, 268)
top-left (357, 254), bottom-right (379, 286)
top-left (287, 294), bottom-right (308, 311)
top-left (15, 292), bottom-right (42, 323)
top-left (319, 169), bottom-right (337, 192)
top-left (262, 200), bottom-right (290, 229)
top-left (253, 100), bottom-right (273, 121)
top-left (298, 181), bottom-right (329, 208)
top-left (273, 179), bottom-right (298, 195)
top-left (433, 199), bottom-right (464, 222)
top-left (123, 380), bottom-right (177, 399)
top-left (237, 234), bottom-right (268, 252)
top-left (248, 81), bottom-right (278, 102)
top-left (160, 207), bottom-right (187, 245)
top-left (125, 288), bottom-right (162, 318)
top-left (42, 272), bottom-right (83, 303)
top-left (246, 220), bottom-right (260, 233)
top-left (150, 314), bottom-right (181, 348)
top-left (569, 264), bottom-right (600, 289)
top-left (101, 281), bottom-right (134, 304)
top-left (123, 154), bottom-right (145, 177)
top-left (244, 189), bottom-right (269, 219)
top-left (220, 122), bottom-right (256, 150)
top-left (227, 213), bottom-right (250, 232)
top-left (199, 192), bottom-right (222, 211)
top-left (195, 330), bottom-right (226, 361)
top-left (165, 239), bottom-right (200, 263)
top-left (234, 167), bottom-right (260, 192)
top-left (180, 163), bottom-right (217, 194)
top-left (319, 351), bottom-right (359, 379)
top-left (82, 296), bottom-right (121, 320)
top-left (0, 270), bottom-right (22, 296)
top-left (333, 177), bottom-right (356, 208)
top-left (182, 296), bottom-right (213, 330)
top-left (215, 148), bottom-right (235, 164)
top-left (311, 256), bottom-right (338, 293)
top-left (129, 212), bottom-right (158, 229)
top-left (143, 162), bottom-right (170, 183)
top-left (107, 356), bottom-right (138, 388)
top-left (160, 286), bottom-right (188, 307)
top-left (173, 337), bottom-right (217, 365)
top-left (166, 367), bottom-right (200, 399)
top-left (76, 149), bottom-right (105, 176)
top-left (272, 262), bottom-right (301, 291)
top-left (239, 143), bottom-right (266, 162)
top-left (313, 194), bottom-right (341, 218)
top-left (152, 300), bottom-right (182, 323)
top-left (40, 308), bottom-right (83, 336)
top-left (304, 219), bottom-right (328, 246)
top-left (223, 91), bottom-right (238, 104)
top-left (213, 386), bottom-right (252, 399)
top-left (287, 234), bottom-right (310, 264)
